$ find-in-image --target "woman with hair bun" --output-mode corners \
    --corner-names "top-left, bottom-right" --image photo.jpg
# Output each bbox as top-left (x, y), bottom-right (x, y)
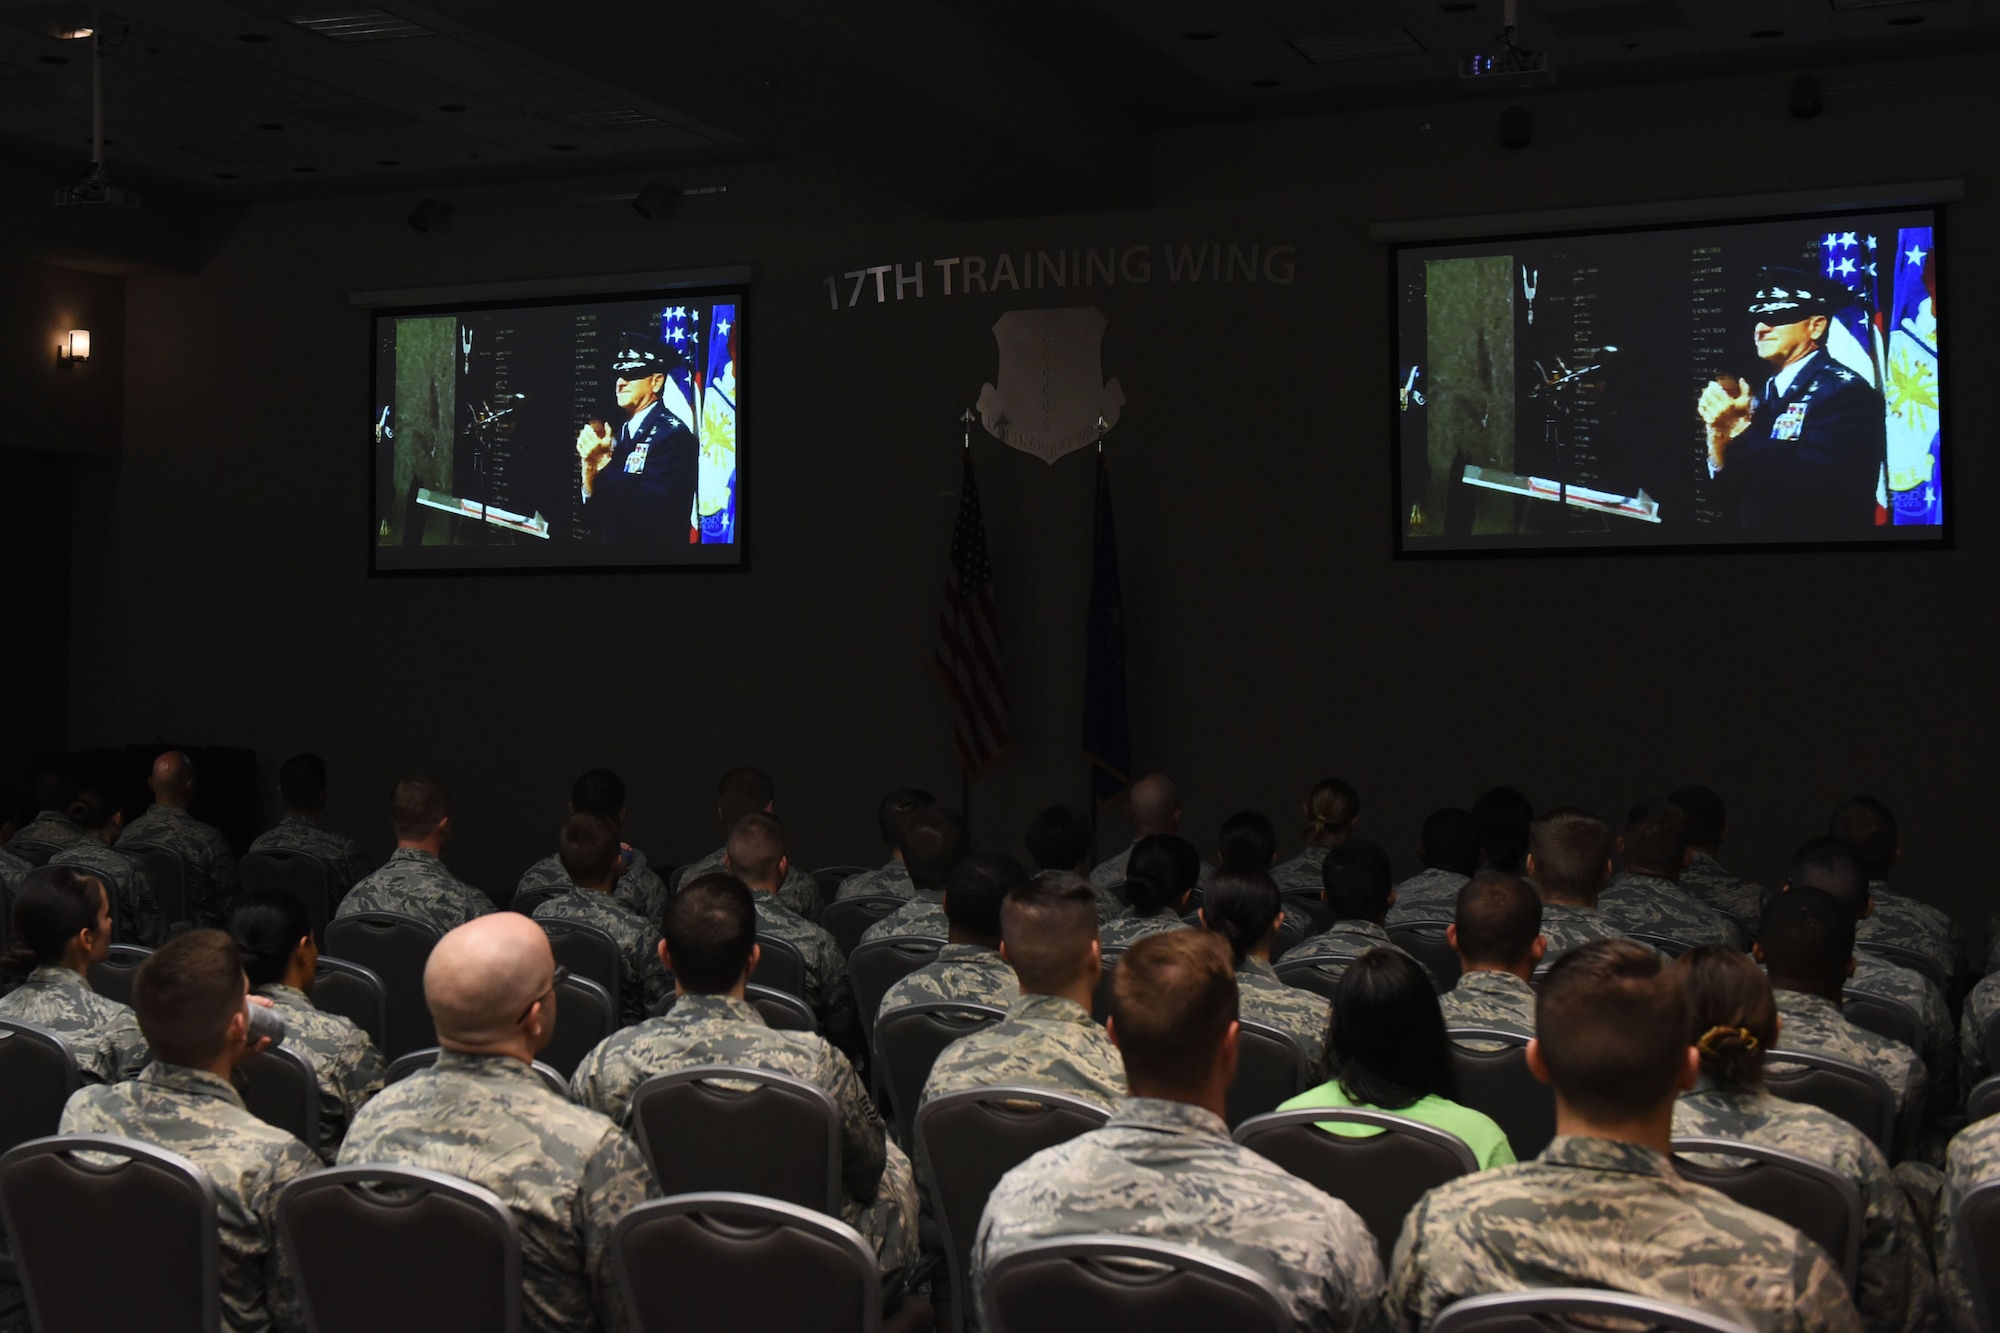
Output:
top-left (1672, 944), bottom-right (1932, 1332)
top-left (1199, 867), bottom-right (1331, 1079)
top-left (0, 864), bottom-right (150, 1082)
top-left (1272, 777), bottom-right (1360, 894)
top-left (1100, 834), bottom-right (1201, 949)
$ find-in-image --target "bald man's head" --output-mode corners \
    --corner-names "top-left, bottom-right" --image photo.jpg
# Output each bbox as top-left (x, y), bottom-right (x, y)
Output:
top-left (1128, 774), bottom-right (1181, 836)
top-left (425, 914), bottom-right (557, 1055)
top-left (151, 751), bottom-right (195, 806)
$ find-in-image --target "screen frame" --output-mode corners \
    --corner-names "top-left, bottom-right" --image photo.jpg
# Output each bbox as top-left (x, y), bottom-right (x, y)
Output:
top-left (1387, 202), bottom-right (1952, 561)
top-left (366, 281), bottom-right (751, 578)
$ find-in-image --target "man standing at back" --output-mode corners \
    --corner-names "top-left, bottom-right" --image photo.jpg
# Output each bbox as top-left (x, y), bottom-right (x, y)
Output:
top-left (858, 806), bottom-right (971, 945)
top-left (1088, 773), bottom-right (1213, 890)
top-left (1439, 871), bottom-right (1544, 1043)
top-left (673, 767), bottom-right (820, 919)
top-left (1524, 808), bottom-right (1628, 963)
top-left (1598, 799), bottom-right (1743, 951)
top-left (248, 753), bottom-right (374, 908)
top-left (725, 811), bottom-right (855, 1046)
top-left (533, 812), bottom-right (673, 1026)
top-left (876, 851), bottom-right (1023, 1024)
top-left (338, 914), bottom-right (655, 1333)
top-left (515, 769), bottom-right (668, 924)
top-left (971, 929), bottom-right (1385, 1332)
top-left (335, 775), bottom-right (495, 933)
top-left (1388, 938), bottom-right (1861, 1333)
top-left (834, 788), bottom-right (933, 901)
top-left (119, 750), bottom-right (241, 928)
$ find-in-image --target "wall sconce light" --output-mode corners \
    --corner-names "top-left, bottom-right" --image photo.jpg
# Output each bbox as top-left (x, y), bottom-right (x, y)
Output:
top-left (57, 330), bottom-right (90, 366)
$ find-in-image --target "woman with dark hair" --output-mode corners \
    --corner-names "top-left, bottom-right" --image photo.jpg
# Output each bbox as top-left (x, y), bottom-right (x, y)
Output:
top-left (1672, 945), bottom-right (1931, 1332)
top-left (0, 864), bottom-right (150, 1083)
top-left (1200, 868), bottom-right (1331, 1080)
top-left (1272, 777), bottom-right (1360, 894)
top-left (1100, 834), bottom-right (1201, 948)
top-left (49, 780), bottom-right (166, 945)
top-left (1279, 948), bottom-right (1514, 1168)
top-left (229, 892), bottom-right (386, 1163)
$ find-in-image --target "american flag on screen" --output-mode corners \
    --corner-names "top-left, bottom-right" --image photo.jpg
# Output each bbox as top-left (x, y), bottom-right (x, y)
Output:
top-left (936, 451), bottom-right (1010, 777)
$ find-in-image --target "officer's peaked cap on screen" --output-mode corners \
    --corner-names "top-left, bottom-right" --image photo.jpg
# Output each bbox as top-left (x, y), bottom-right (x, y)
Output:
top-left (609, 332), bottom-right (677, 377)
top-left (1747, 266), bottom-right (1845, 320)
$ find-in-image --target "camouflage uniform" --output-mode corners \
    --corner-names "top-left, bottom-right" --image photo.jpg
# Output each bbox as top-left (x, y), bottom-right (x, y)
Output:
top-left (676, 847), bottom-right (821, 920)
top-left (753, 892), bottom-right (855, 1039)
top-left (1858, 883), bottom-right (1957, 985)
top-left (1848, 952), bottom-right (1958, 1115)
top-left (533, 887), bottom-right (674, 1028)
top-left (334, 847), bottom-right (495, 934)
top-left (0, 964), bottom-right (150, 1083)
top-left (835, 859), bottom-right (913, 902)
top-left (1598, 871), bottom-right (1746, 951)
top-left (567, 993), bottom-right (917, 1272)
top-left (50, 837), bottom-right (165, 946)
top-left (248, 814), bottom-right (374, 907)
top-left (859, 889), bottom-right (949, 946)
top-left (1772, 988), bottom-right (1928, 1153)
top-left (516, 850), bottom-right (668, 926)
top-left (1384, 867), bottom-right (1472, 927)
top-left (1098, 907), bottom-right (1189, 951)
top-left (1960, 971), bottom-right (1999, 1094)
top-left (1536, 902), bottom-right (1629, 960)
top-left (1282, 922), bottom-right (1433, 991)
top-left (1675, 1083), bottom-right (1932, 1332)
top-left (1680, 851), bottom-right (1768, 935)
top-left (972, 1096), bottom-right (1387, 1333)
top-left (877, 942), bottom-right (1016, 1024)
top-left (340, 1051), bottom-right (656, 1332)
top-left (1237, 957), bottom-right (1331, 1082)
top-left (1271, 844), bottom-right (1330, 896)
top-left (1388, 1134), bottom-right (1863, 1333)
top-left (0, 844), bottom-right (31, 896)
top-left (1936, 1112), bottom-right (2000, 1332)
top-left (118, 803), bottom-right (240, 929)
top-left (7, 810), bottom-right (86, 852)
top-left (257, 981), bottom-right (385, 1163)
top-left (921, 992), bottom-right (1125, 1109)
top-left (1439, 969), bottom-right (1537, 1049)
top-left (61, 1061), bottom-right (317, 1333)
top-left (1087, 843), bottom-right (1214, 891)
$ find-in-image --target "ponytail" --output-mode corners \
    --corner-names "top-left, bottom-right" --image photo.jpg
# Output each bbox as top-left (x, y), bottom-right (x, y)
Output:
top-left (1200, 869), bottom-right (1282, 966)
top-left (4, 865), bottom-right (107, 975)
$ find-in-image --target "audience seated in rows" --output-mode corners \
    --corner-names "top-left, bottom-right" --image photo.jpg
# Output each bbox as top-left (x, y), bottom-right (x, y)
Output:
top-left (1383, 806), bottom-right (1482, 926)
top-left (118, 750), bottom-right (240, 929)
top-left (1283, 838), bottom-right (1433, 987)
top-left (875, 850), bottom-right (1022, 1024)
top-left (1670, 783), bottom-right (1768, 933)
top-left (1096, 833), bottom-right (1199, 949)
top-left (49, 778), bottom-right (165, 945)
top-left (1022, 802), bottom-right (1117, 922)
top-left (726, 811), bottom-right (853, 1042)
top-left (514, 767), bottom-right (668, 922)
top-left (859, 806), bottom-right (973, 945)
top-left (1598, 798), bottom-right (1745, 950)
top-left (0, 864), bottom-right (150, 1082)
top-left (532, 811), bottom-right (674, 1026)
top-left (1087, 773), bottom-right (1213, 892)
top-left (1437, 871), bottom-right (1543, 1043)
top-left (1215, 808), bottom-right (1278, 875)
top-left (1198, 867), bottom-right (1330, 1080)
top-left (833, 787), bottom-right (934, 902)
top-left (672, 766), bottom-right (820, 919)
top-left (10, 758), bottom-right (89, 853)
top-left (1833, 795), bottom-right (1959, 984)
top-left (248, 752), bottom-right (374, 909)
top-left (1270, 777), bottom-right (1361, 895)
top-left (1938, 1086), bottom-right (2000, 1331)
top-left (1523, 808), bottom-right (1629, 960)
top-left (334, 775), bottom-right (495, 932)
top-left (1471, 785), bottom-right (1534, 876)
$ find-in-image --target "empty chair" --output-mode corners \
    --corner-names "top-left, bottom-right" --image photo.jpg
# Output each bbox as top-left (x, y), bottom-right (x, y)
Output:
top-left (324, 911), bottom-right (443, 1058)
top-left (278, 1165), bottom-right (522, 1333)
top-left (1428, 1287), bottom-right (1757, 1333)
top-left (0, 1134), bottom-right (219, 1333)
top-left (537, 918), bottom-right (622, 1010)
top-left (1273, 956), bottom-right (1352, 1006)
top-left (1764, 1048), bottom-right (1896, 1156)
top-left (848, 937), bottom-right (945, 1043)
top-left (873, 1001), bottom-right (1006, 1136)
top-left (86, 943), bottom-right (152, 1008)
top-left (1234, 1108), bottom-right (1478, 1263)
top-left (1446, 1028), bottom-right (1557, 1161)
top-left (748, 983), bottom-right (819, 1033)
top-left (629, 1065), bottom-right (841, 1213)
top-left (239, 850), bottom-right (333, 941)
top-left (1841, 988), bottom-right (1924, 1053)
top-left (120, 844), bottom-right (188, 926)
top-left (914, 1087), bottom-right (1110, 1333)
top-left (1958, 1179), bottom-right (2000, 1333)
top-left (822, 896), bottom-right (911, 959)
top-left (238, 1045), bottom-right (321, 1151)
top-left (1856, 939), bottom-right (1951, 992)
top-left (1671, 1136), bottom-right (1863, 1287)
top-left (537, 971), bottom-right (614, 1079)
top-left (1388, 921), bottom-right (1462, 992)
top-left (312, 956), bottom-right (388, 1050)
top-left (1224, 1020), bottom-right (1309, 1129)
top-left (1969, 1075), bottom-right (2000, 1124)
top-left (384, 1046), bottom-right (568, 1096)
top-left (751, 933), bottom-right (809, 999)
top-left (981, 1235), bottom-right (1288, 1333)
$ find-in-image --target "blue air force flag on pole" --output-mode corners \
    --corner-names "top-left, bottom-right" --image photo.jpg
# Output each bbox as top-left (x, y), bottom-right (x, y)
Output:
top-left (1884, 228), bottom-right (1941, 526)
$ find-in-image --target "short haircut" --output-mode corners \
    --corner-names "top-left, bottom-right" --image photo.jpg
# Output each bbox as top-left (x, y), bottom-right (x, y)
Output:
top-left (945, 851), bottom-right (1026, 939)
top-left (1128, 775), bottom-right (1180, 833)
top-left (1830, 795), bottom-right (1898, 878)
top-left (559, 812), bottom-right (620, 886)
top-left (1201, 868), bottom-right (1281, 966)
top-left (1110, 930), bottom-right (1237, 1095)
top-left (1002, 873), bottom-right (1101, 992)
top-left (1216, 810), bottom-right (1276, 872)
top-left (1420, 807), bottom-right (1482, 876)
top-left (1529, 808), bottom-right (1611, 903)
top-left (716, 767), bottom-right (777, 830)
top-left (1621, 799), bottom-right (1687, 872)
top-left (1321, 838), bottom-right (1393, 921)
top-left (1472, 786), bottom-right (1534, 873)
top-left (1023, 804), bottom-right (1092, 872)
top-left (278, 754), bottom-right (328, 810)
top-left (877, 788), bottom-right (934, 850)
top-left (64, 779), bottom-right (119, 833)
top-left (1758, 887), bottom-right (1854, 988)
top-left (1452, 872), bottom-right (1542, 965)
top-left (1788, 835), bottom-right (1870, 918)
top-left (390, 775), bottom-right (450, 842)
top-left (902, 805), bottom-right (969, 890)
top-left (230, 892), bottom-right (312, 989)
top-left (133, 929), bottom-right (247, 1067)
top-left (725, 811), bottom-right (787, 887)
top-left (1330, 949), bottom-right (1457, 1108)
top-left (2, 865), bottom-right (107, 975)
top-left (1302, 778), bottom-right (1360, 840)
top-left (1668, 785), bottom-right (1726, 848)
top-left (1673, 945), bottom-right (1775, 1091)
top-left (663, 874), bottom-right (757, 993)
top-left (570, 769), bottom-right (626, 820)
top-left (1535, 938), bottom-right (1689, 1122)
top-left (154, 753), bottom-right (195, 802)
top-left (1123, 834), bottom-right (1201, 914)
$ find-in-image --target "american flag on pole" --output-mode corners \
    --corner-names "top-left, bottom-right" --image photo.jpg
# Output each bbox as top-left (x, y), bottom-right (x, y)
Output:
top-left (936, 448), bottom-right (1010, 777)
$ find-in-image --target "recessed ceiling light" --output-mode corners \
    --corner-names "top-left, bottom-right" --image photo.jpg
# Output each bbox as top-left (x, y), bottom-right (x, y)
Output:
top-left (213, 172), bottom-right (240, 180)
top-left (1250, 77), bottom-right (1281, 88)
top-left (39, 54), bottom-right (70, 64)
top-left (437, 103), bottom-right (466, 112)
top-left (550, 142), bottom-right (577, 151)
top-left (1291, 29), bottom-right (1426, 62)
top-left (1749, 28), bottom-right (1783, 38)
top-left (1181, 29), bottom-right (1219, 40)
top-left (238, 32), bottom-right (274, 43)
top-left (293, 165), bottom-right (318, 173)
top-left (375, 158), bottom-right (402, 166)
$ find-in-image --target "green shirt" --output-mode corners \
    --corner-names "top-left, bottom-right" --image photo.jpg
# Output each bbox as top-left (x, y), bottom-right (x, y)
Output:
top-left (1278, 1079), bottom-right (1517, 1171)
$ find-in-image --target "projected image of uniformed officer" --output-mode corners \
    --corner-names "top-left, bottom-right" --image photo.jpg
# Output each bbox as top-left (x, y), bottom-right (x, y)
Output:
top-left (1696, 267), bottom-right (1885, 539)
top-left (575, 332), bottom-right (698, 551)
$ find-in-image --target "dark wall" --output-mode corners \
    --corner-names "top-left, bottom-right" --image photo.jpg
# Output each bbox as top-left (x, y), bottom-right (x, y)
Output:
top-left (0, 448), bottom-right (72, 798)
top-left (70, 54), bottom-right (1997, 934)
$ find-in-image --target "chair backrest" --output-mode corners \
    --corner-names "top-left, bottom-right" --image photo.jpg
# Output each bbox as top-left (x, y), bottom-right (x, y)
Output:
top-left (323, 911), bottom-right (444, 1058)
top-left (631, 1065), bottom-right (843, 1214)
top-left (616, 1192), bottom-right (883, 1333)
top-left (981, 1235), bottom-right (1289, 1333)
top-left (240, 849), bottom-right (332, 941)
top-left (1763, 1048), bottom-right (1896, 1156)
top-left (1273, 956), bottom-right (1351, 1006)
top-left (1233, 1108), bottom-right (1479, 1264)
top-left (1625, 932), bottom-right (1696, 960)
top-left (915, 1086), bottom-right (1111, 1333)
top-left (1856, 939), bottom-right (1951, 992)
top-left (1841, 989), bottom-right (1924, 1053)
top-left (5, 839), bottom-right (64, 868)
top-left (820, 895), bottom-right (909, 959)
top-left (751, 933), bottom-right (809, 1000)
top-left (1429, 1288), bottom-right (1759, 1333)
top-left (1958, 1179), bottom-right (2000, 1333)
top-left (747, 983), bottom-right (818, 1032)
top-left (1225, 1020), bottom-right (1310, 1129)
top-left (86, 943), bottom-right (153, 1008)
top-left (848, 936), bottom-right (945, 1042)
top-left (815, 865), bottom-right (877, 902)
top-left (538, 972), bottom-right (615, 1079)
top-left (1446, 1028), bottom-right (1557, 1161)
top-left (1968, 1074), bottom-right (2000, 1124)
top-left (1670, 1136), bottom-right (1863, 1288)
top-left (0, 1134), bottom-right (219, 1333)
top-left (278, 1164), bottom-right (522, 1333)
top-left (239, 1044), bottom-right (321, 1150)
top-left (312, 956), bottom-right (388, 1049)
top-left (874, 1002), bottom-right (1007, 1136)
top-left (1278, 891), bottom-right (1333, 937)
top-left (121, 843), bottom-right (188, 926)
top-left (1388, 921), bottom-right (1462, 991)
top-left (538, 918), bottom-right (623, 1009)
top-left (507, 884), bottom-right (566, 918)
top-left (384, 1046), bottom-right (569, 1096)
top-left (0, 1019), bottom-right (79, 1163)
top-left (1254, 912), bottom-right (1308, 964)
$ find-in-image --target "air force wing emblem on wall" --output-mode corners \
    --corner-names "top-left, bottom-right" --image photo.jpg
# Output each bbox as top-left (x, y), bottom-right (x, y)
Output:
top-left (976, 307), bottom-right (1125, 465)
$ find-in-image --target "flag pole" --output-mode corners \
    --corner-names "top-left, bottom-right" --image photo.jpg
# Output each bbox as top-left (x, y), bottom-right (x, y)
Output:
top-left (1086, 415), bottom-right (1107, 861)
top-left (960, 407), bottom-right (975, 833)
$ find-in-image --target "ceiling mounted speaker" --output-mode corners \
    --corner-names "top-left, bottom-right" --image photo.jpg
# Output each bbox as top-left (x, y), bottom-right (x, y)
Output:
top-left (407, 197), bottom-right (451, 233)
top-left (1790, 74), bottom-right (1824, 120)
top-left (1500, 105), bottom-right (1532, 150)
top-left (632, 181), bottom-right (676, 219)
